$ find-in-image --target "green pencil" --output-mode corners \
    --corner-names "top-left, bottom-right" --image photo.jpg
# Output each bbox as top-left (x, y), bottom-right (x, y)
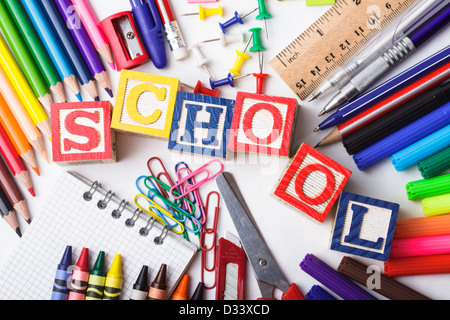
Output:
top-left (2, 0), bottom-right (66, 104)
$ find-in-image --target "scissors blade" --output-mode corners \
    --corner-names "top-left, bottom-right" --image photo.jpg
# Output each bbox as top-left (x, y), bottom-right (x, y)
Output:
top-left (216, 172), bottom-right (290, 298)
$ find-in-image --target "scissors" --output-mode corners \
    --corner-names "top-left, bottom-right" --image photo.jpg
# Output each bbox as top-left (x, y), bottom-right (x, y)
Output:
top-left (216, 172), bottom-right (305, 300)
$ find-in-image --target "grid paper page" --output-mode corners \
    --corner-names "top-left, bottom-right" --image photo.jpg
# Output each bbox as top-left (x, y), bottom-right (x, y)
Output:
top-left (0, 171), bottom-right (197, 300)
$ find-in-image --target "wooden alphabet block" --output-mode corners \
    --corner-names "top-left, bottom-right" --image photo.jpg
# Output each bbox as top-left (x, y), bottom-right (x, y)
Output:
top-left (51, 101), bottom-right (116, 164)
top-left (273, 143), bottom-right (352, 223)
top-left (168, 92), bottom-right (235, 159)
top-left (330, 192), bottom-right (399, 261)
top-left (111, 70), bottom-right (180, 139)
top-left (229, 92), bottom-right (298, 157)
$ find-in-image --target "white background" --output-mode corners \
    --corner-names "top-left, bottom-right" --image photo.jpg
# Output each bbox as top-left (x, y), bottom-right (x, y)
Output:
top-left (0, 0), bottom-right (449, 301)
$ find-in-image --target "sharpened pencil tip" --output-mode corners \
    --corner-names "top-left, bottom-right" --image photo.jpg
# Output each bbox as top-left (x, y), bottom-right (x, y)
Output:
top-left (105, 88), bottom-right (114, 98)
top-left (108, 62), bottom-right (116, 70)
top-left (94, 97), bottom-right (100, 101)
top-left (76, 93), bottom-right (83, 102)
top-left (314, 143), bottom-right (320, 149)
top-left (28, 188), bottom-right (36, 198)
top-left (16, 228), bottom-right (22, 238)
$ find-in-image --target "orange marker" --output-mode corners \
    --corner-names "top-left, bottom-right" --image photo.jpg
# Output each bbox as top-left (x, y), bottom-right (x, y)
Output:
top-left (171, 274), bottom-right (189, 300)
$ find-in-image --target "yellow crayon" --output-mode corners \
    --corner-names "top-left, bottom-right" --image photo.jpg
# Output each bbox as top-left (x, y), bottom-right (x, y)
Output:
top-left (0, 36), bottom-right (51, 139)
top-left (103, 254), bottom-right (123, 300)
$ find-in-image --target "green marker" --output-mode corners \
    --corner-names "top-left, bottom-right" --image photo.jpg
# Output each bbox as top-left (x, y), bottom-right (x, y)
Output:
top-left (256, 0), bottom-right (272, 39)
top-left (85, 251), bottom-right (107, 300)
top-left (406, 173), bottom-right (450, 200)
top-left (418, 147), bottom-right (450, 179)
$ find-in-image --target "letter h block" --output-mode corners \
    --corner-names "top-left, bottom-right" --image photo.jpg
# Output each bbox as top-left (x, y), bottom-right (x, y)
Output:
top-left (51, 101), bottom-right (116, 164)
top-left (330, 192), bottom-right (399, 261)
top-left (229, 92), bottom-right (298, 157)
top-left (273, 143), bottom-right (352, 223)
top-left (111, 70), bottom-right (180, 139)
top-left (168, 92), bottom-right (235, 159)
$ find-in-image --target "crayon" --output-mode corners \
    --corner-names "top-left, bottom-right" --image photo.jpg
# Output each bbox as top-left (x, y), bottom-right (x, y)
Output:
top-left (148, 264), bottom-right (167, 300)
top-left (51, 246), bottom-right (72, 300)
top-left (68, 248), bottom-right (90, 300)
top-left (130, 265), bottom-right (149, 300)
top-left (190, 282), bottom-right (205, 300)
top-left (103, 254), bottom-right (123, 300)
top-left (171, 274), bottom-right (189, 300)
top-left (85, 251), bottom-right (106, 300)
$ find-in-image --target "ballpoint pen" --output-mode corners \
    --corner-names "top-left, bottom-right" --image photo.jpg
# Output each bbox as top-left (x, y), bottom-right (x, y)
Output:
top-left (318, 3), bottom-right (450, 116)
top-left (309, 0), bottom-right (448, 102)
top-left (130, 0), bottom-right (167, 69)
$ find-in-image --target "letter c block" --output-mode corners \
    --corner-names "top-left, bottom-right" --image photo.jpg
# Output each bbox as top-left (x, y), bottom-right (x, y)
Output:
top-left (51, 101), bottom-right (116, 164)
top-left (273, 143), bottom-right (352, 223)
top-left (111, 70), bottom-right (180, 139)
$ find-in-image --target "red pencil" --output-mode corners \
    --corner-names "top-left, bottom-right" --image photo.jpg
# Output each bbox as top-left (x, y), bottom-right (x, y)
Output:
top-left (0, 124), bottom-right (35, 196)
top-left (317, 62), bottom-right (450, 147)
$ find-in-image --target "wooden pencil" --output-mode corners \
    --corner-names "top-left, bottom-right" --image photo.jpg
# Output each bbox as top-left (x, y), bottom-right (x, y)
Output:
top-left (0, 187), bottom-right (21, 238)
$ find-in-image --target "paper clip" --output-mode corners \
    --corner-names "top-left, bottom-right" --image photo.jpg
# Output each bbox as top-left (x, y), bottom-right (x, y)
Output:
top-left (170, 160), bottom-right (224, 199)
top-left (147, 157), bottom-right (175, 198)
top-left (201, 192), bottom-right (220, 290)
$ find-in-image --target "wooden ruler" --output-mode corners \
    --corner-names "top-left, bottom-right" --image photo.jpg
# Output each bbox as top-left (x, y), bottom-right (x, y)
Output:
top-left (269, 0), bottom-right (415, 100)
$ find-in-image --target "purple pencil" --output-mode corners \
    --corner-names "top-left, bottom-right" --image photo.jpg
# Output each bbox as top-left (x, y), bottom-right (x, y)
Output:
top-left (300, 254), bottom-right (377, 300)
top-left (54, 0), bottom-right (113, 97)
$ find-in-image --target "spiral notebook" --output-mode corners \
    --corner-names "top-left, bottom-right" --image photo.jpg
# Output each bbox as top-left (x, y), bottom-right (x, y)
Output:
top-left (0, 170), bottom-right (198, 300)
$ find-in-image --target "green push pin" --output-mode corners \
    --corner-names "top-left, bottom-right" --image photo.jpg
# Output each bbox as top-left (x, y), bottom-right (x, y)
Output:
top-left (256, 0), bottom-right (272, 40)
top-left (249, 28), bottom-right (265, 73)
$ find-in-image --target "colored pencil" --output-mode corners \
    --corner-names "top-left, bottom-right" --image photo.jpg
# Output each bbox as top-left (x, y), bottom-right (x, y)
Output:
top-left (71, 0), bottom-right (115, 70)
top-left (0, 0), bottom-right (53, 111)
top-left (40, 0), bottom-right (99, 101)
top-left (316, 61), bottom-right (450, 148)
top-left (0, 34), bottom-right (51, 139)
top-left (4, 0), bottom-right (66, 103)
top-left (0, 155), bottom-right (32, 223)
top-left (0, 186), bottom-right (21, 238)
top-left (21, 0), bottom-right (81, 101)
top-left (0, 63), bottom-right (48, 163)
top-left (0, 93), bottom-right (41, 175)
top-left (55, 0), bottom-right (113, 98)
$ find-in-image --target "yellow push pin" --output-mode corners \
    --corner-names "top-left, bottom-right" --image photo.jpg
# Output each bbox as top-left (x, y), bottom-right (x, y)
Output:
top-left (229, 35), bottom-right (252, 76)
top-left (182, 5), bottom-right (224, 20)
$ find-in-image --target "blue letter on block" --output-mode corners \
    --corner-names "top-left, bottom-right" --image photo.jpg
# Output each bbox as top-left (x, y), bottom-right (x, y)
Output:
top-left (330, 192), bottom-right (399, 262)
top-left (169, 92), bottom-right (235, 159)
top-left (180, 104), bottom-right (224, 146)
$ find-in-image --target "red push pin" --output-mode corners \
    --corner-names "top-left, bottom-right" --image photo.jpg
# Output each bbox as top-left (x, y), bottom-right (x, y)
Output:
top-left (253, 73), bottom-right (268, 94)
top-left (182, 81), bottom-right (220, 97)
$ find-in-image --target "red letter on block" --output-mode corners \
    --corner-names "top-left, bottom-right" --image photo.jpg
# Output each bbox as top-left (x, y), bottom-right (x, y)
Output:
top-left (229, 92), bottom-right (298, 157)
top-left (63, 110), bottom-right (100, 152)
top-left (273, 143), bottom-right (352, 223)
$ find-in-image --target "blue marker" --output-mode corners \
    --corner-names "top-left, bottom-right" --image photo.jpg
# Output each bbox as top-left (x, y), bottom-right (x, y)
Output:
top-left (391, 124), bottom-right (450, 172)
top-left (51, 246), bottom-right (72, 300)
top-left (130, 0), bottom-right (167, 69)
top-left (353, 102), bottom-right (450, 171)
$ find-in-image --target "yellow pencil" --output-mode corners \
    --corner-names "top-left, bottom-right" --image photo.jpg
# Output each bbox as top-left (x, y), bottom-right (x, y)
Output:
top-left (0, 35), bottom-right (51, 139)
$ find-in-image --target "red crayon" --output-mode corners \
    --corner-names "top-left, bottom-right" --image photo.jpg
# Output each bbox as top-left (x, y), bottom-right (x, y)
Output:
top-left (68, 248), bottom-right (90, 300)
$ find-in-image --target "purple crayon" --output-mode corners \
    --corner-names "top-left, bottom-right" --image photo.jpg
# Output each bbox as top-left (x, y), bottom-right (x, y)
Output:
top-left (51, 246), bottom-right (73, 300)
top-left (300, 254), bottom-right (376, 300)
top-left (54, 0), bottom-right (113, 97)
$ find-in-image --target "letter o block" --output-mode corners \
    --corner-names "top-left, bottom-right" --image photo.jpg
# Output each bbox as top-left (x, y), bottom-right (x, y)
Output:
top-left (229, 92), bottom-right (298, 157)
top-left (51, 101), bottom-right (116, 164)
top-left (273, 143), bottom-right (352, 222)
top-left (111, 70), bottom-right (180, 139)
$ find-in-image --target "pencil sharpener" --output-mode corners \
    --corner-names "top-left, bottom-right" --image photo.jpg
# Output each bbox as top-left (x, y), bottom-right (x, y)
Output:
top-left (99, 11), bottom-right (150, 71)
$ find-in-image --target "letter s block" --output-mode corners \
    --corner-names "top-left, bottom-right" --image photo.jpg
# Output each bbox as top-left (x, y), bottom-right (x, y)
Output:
top-left (51, 101), bottom-right (116, 164)
top-left (273, 143), bottom-right (352, 223)
top-left (168, 92), bottom-right (235, 159)
top-left (111, 70), bottom-right (180, 139)
top-left (330, 192), bottom-right (399, 261)
top-left (229, 92), bottom-right (298, 157)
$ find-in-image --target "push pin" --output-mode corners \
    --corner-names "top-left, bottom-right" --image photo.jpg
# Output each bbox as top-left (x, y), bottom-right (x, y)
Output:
top-left (249, 28), bottom-right (265, 74)
top-left (182, 5), bottom-right (223, 20)
top-left (229, 35), bottom-right (252, 76)
top-left (253, 73), bottom-right (269, 94)
top-left (201, 32), bottom-right (245, 47)
top-left (256, 0), bottom-right (272, 40)
top-left (219, 8), bottom-right (258, 34)
top-left (210, 73), bottom-right (250, 91)
top-left (182, 81), bottom-right (220, 97)
top-left (188, 42), bottom-right (215, 80)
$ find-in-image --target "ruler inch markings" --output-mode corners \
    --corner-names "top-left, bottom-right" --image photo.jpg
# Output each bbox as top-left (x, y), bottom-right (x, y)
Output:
top-left (269, 0), bottom-right (415, 100)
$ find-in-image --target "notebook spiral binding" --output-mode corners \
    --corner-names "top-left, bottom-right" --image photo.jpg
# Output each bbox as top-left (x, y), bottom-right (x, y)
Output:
top-left (82, 180), bottom-right (170, 245)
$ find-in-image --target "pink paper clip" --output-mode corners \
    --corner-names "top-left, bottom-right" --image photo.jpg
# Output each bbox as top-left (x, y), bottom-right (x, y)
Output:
top-left (170, 160), bottom-right (224, 199)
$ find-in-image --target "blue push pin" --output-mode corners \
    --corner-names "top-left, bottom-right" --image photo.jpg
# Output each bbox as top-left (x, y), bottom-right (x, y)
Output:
top-left (219, 8), bottom-right (258, 34)
top-left (210, 73), bottom-right (250, 90)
